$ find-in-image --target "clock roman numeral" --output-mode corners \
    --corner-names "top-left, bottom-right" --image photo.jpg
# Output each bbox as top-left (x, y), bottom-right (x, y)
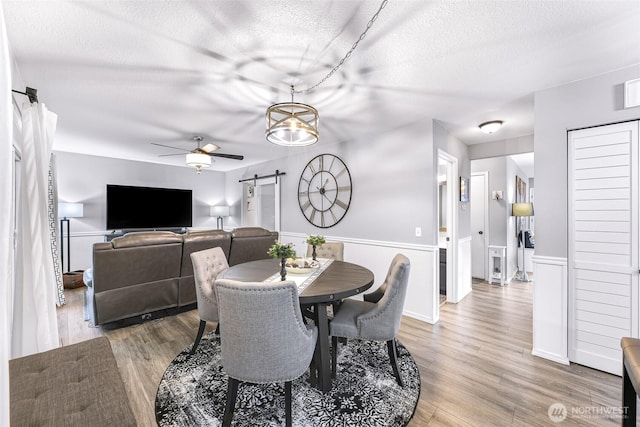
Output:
top-left (301, 200), bottom-right (311, 211)
top-left (335, 168), bottom-right (347, 179)
top-left (335, 198), bottom-right (349, 210)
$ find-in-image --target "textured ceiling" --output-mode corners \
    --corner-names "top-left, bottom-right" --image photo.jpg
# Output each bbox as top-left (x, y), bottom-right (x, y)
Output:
top-left (3, 0), bottom-right (640, 171)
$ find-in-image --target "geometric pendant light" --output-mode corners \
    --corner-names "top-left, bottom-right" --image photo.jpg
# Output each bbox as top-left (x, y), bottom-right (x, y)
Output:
top-left (266, 85), bottom-right (319, 146)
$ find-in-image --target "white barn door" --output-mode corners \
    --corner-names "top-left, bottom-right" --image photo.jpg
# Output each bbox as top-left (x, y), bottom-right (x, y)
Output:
top-left (569, 121), bottom-right (639, 375)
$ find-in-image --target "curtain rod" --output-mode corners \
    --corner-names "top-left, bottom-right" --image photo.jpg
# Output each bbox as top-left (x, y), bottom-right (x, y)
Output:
top-left (11, 86), bottom-right (38, 103)
top-left (238, 170), bottom-right (286, 184)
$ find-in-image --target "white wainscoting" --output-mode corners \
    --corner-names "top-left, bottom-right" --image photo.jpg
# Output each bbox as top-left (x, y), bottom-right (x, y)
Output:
top-left (531, 255), bottom-right (569, 365)
top-left (455, 236), bottom-right (472, 303)
top-left (281, 232), bottom-right (439, 324)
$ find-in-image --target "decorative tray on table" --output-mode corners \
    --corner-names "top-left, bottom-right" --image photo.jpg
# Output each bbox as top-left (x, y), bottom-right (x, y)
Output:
top-left (285, 258), bottom-right (320, 274)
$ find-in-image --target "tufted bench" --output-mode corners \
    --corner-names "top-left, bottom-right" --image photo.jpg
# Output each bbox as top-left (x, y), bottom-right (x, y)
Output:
top-left (622, 337), bottom-right (640, 426)
top-left (10, 336), bottom-right (136, 426)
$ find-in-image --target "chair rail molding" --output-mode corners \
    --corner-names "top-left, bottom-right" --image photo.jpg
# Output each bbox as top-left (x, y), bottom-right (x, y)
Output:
top-left (531, 255), bottom-right (569, 365)
top-left (280, 231), bottom-right (439, 324)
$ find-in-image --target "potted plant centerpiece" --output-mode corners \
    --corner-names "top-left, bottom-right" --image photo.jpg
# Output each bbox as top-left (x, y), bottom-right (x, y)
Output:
top-left (267, 241), bottom-right (297, 281)
top-left (306, 235), bottom-right (326, 261)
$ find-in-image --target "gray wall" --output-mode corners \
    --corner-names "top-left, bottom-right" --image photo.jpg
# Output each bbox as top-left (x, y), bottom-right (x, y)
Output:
top-left (228, 117), bottom-right (441, 245)
top-left (535, 64), bottom-right (640, 258)
top-left (469, 134), bottom-right (534, 160)
top-left (55, 152), bottom-right (227, 235)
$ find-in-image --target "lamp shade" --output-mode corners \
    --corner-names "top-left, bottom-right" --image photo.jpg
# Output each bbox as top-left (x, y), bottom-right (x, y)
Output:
top-left (186, 152), bottom-right (212, 168)
top-left (210, 205), bottom-right (230, 217)
top-left (58, 202), bottom-right (84, 218)
top-left (512, 202), bottom-right (533, 217)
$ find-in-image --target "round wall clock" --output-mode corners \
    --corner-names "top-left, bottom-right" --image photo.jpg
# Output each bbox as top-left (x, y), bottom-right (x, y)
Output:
top-left (298, 154), bottom-right (352, 228)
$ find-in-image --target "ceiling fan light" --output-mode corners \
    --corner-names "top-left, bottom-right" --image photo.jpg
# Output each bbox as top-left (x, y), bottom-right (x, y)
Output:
top-left (186, 152), bottom-right (212, 174)
top-left (266, 102), bottom-right (319, 146)
top-left (479, 120), bottom-right (504, 134)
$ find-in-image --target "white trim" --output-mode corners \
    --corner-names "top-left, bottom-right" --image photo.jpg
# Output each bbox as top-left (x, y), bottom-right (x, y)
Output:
top-left (456, 236), bottom-right (472, 302)
top-left (531, 255), bottom-right (568, 365)
top-left (531, 348), bottom-right (570, 365)
top-left (438, 150), bottom-right (459, 311)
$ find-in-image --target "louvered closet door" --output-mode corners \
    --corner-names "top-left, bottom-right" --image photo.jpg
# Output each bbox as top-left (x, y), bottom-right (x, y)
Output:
top-left (569, 121), bottom-right (639, 375)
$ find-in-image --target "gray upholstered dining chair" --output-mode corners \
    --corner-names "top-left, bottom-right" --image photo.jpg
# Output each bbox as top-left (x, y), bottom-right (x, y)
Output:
top-left (306, 241), bottom-right (344, 260)
top-left (215, 279), bottom-right (318, 427)
top-left (330, 253), bottom-right (411, 386)
top-left (189, 247), bottom-right (229, 355)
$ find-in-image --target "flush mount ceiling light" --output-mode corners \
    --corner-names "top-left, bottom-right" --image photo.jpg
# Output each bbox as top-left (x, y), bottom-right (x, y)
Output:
top-left (479, 120), bottom-right (504, 134)
top-left (266, 85), bottom-right (319, 146)
top-left (265, 0), bottom-right (389, 146)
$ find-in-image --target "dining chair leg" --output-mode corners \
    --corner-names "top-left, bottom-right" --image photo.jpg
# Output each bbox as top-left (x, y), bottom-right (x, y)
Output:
top-left (190, 319), bottom-right (207, 355)
top-left (222, 377), bottom-right (239, 427)
top-left (387, 339), bottom-right (403, 387)
top-left (331, 336), bottom-right (339, 378)
top-left (285, 381), bottom-right (292, 427)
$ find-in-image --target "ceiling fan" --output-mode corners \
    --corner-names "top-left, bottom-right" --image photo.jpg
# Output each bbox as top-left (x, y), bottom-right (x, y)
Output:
top-left (152, 136), bottom-right (244, 173)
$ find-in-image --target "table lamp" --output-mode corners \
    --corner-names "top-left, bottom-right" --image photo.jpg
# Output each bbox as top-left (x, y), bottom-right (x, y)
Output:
top-left (512, 202), bottom-right (533, 282)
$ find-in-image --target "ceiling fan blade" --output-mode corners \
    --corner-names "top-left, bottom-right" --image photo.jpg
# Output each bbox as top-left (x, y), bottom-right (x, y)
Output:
top-left (201, 143), bottom-right (220, 153)
top-left (208, 152), bottom-right (244, 160)
top-left (157, 153), bottom-right (187, 158)
top-left (151, 142), bottom-right (191, 152)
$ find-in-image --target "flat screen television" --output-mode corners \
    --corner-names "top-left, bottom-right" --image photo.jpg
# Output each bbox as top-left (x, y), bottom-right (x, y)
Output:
top-left (106, 184), bottom-right (192, 230)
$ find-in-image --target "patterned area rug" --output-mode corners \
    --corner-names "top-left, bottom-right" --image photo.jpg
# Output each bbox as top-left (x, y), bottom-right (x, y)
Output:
top-left (155, 333), bottom-right (420, 426)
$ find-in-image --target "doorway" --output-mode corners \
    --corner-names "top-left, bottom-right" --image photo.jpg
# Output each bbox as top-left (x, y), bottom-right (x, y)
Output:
top-left (437, 150), bottom-right (458, 305)
top-left (242, 177), bottom-right (281, 232)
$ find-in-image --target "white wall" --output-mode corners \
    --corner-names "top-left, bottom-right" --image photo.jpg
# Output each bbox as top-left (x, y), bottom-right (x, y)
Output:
top-left (55, 151), bottom-right (226, 270)
top-left (533, 64), bottom-right (640, 363)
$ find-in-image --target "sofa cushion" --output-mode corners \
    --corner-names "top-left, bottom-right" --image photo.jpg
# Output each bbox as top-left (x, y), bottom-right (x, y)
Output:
top-left (111, 230), bottom-right (183, 248)
top-left (228, 227), bottom-right (279, 266)
top-left (10, 337), bottom-right (136, 426)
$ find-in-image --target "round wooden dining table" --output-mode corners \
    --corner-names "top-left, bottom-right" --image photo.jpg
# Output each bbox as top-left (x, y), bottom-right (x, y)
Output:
top-left (217, 258), bottom-right (374, 392)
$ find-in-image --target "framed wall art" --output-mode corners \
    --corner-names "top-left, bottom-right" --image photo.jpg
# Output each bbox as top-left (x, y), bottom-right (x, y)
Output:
top-left (459, 176), bottom-right (469, 202)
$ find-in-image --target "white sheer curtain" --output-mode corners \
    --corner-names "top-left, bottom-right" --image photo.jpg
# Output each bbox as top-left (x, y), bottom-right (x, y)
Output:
top-left (11, 101), bottom-right (60, 358)
top-left (0, 4), bottom-right (13, 425)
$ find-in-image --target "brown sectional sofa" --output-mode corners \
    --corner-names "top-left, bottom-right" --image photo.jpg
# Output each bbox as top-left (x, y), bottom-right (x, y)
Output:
top-left (84, 227), bottom-right (278, 325)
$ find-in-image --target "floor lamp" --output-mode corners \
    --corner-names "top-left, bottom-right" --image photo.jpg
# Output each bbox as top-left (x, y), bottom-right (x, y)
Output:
top-left (512, 202), bottom-right (533, 282)
top-left (210, 205), bottom-right (230, 230)
top-left (59, 202), bottom-right (84, 273)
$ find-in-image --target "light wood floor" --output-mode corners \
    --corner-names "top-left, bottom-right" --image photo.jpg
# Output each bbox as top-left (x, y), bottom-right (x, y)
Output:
top-left (57, 279), bottom-right (626, 426)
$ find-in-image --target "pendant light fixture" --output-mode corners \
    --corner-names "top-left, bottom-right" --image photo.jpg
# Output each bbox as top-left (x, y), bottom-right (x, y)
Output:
top-left (264, 0), bottom-right (389, 147)
top-left (266, 85), bottom-right (319, 146)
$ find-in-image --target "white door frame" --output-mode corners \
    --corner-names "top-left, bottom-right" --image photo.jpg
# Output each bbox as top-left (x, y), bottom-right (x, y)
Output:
top-left (471, 171), bottom-right (489, 281)
top-left (438, 150), bottom-right (459, 303)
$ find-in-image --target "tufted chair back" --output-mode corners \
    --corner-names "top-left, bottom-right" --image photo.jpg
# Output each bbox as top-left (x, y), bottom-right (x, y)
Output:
top-left (306, 241), bottom-right (344, 260)
top-left (191, 247), bottom-right (229, 322)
